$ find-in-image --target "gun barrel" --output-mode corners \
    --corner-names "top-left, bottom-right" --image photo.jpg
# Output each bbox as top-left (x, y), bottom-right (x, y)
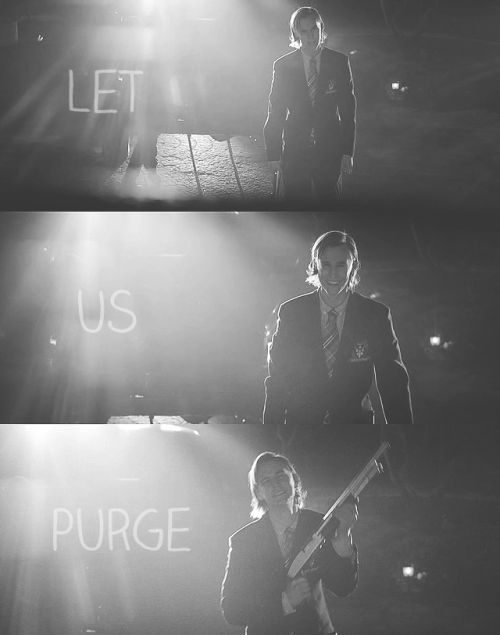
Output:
top-left (288, 442), bottom-right (390, 575)
top-left (319, 442), bottom-right (389, 529)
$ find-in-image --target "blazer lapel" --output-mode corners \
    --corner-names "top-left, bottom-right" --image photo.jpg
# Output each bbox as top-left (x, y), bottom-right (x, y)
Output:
top-left (317, 47), bottom-right (329, 95)
top-left (336, 293), bottom-right (364, 365)
top-left (257, 514), bottom-right (286, 567)
top-left (257, 511), bottom-right (316, 566)
top-left (291, 49), bottom-right (310, 99)
top-left (287, 510), bottom-right (321, 568)
top-left (289, 49), bottom-right (314, 115)
top-left (307, 291), bottom-right (329, 376)
top-left (289, 511), bottom-right (309, 560)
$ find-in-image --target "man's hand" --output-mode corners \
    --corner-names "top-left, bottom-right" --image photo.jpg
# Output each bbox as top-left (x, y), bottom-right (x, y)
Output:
top-left (331, 496), bottom-right (358, 558)
top-left (341, 155), bottom-right (353, 175)
top-left (285, 576), bottom-right (312, 608)
top-left (334, 497), bottom-right (358, 533)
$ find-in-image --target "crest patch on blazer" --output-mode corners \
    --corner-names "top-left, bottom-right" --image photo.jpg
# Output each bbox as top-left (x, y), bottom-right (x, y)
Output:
top-left (349, 341), bottom-right (370, 362)
top-left (325, 79), bottom-right (337, 94)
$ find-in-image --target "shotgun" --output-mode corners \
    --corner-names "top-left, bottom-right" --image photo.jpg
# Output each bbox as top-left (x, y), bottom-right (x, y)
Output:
top-left (287, 441), bottom-right (390, 578)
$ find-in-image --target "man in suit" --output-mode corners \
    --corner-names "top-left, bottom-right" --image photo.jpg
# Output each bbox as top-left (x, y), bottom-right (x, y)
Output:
top-left (221, 451), bottom-right (358, 635)
top-left (264, 7), bottom-right (356, 201)
top-left (263, 231), bottom-right (413, 425)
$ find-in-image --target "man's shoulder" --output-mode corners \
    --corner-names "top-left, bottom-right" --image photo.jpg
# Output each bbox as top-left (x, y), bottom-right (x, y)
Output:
top-left (348, 292), bottom-right (390, 323)
top-left (321, 47), bottom-right (349, 63)
top-left (350, 291), bottom-right (390, 317)
top-left (279, 290), bottom-right (318, 314)
top-left (281, 290), bottom-right (318, 308)
top-left (230, 509), bottom-right (322, 542)
top-left (273, 49), bottom-right (301, 69)
top-left (278, 291), bottom-right (390, 316)
top-left (229, 517), bottom-right (263, 544)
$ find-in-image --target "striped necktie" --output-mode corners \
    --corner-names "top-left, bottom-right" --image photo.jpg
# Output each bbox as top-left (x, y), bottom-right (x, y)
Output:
top-left (323, 308), bottom-right (340, 378)
top-left (280, 525), bottom-right (295, 560)
top-left (307, 56), bottom-right (319, 105)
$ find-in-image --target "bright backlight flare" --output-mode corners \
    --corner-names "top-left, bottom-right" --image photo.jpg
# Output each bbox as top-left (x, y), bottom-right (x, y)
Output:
top-left (141, 0), bottom-right (156, 16)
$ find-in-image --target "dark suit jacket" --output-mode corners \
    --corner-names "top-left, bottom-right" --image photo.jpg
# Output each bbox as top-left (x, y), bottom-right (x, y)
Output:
top-left (221, 509), bottom-right (358, 635)
top-left (263, 47), bottom-right (356, 163)
top-left (263, 291), bottom-right (413, 425)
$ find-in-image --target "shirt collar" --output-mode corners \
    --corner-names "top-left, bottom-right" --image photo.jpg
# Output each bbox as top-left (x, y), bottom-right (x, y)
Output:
top-left (319, 289), bottom-right (350, 316)
top-left (270, 512), bottom-right (299, 535)
top-left (301, 44), bottom-right (323, 63)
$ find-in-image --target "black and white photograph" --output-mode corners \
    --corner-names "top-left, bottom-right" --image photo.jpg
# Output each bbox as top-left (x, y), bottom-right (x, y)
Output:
top-left (1, 424), bottom-right (499, 634)
top-left (0, 0), bottom-right (498, 210)
top-left (1, 2), bottom-right (499, 634)
top-left (1, 210), bottom-right (499, 425)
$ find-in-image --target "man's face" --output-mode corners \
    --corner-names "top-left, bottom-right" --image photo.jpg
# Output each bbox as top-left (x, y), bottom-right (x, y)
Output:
top-left (296, 15), bottom-right (322, 56)
top-left (256, 459), bottom-right (295, 512)
top-left (317, 244), bottom-right (355, 300)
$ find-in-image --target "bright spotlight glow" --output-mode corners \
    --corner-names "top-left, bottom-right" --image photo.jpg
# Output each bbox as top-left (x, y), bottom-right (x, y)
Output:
top-left (402, 565), bottom-right (415, 577)
top-left (392, 82), bottom-right (400, 90)
top-left (111, 422), bottom-right (151, 431)
top-left (429, 335), bottom-right (441, 347)
top-left (23, 424), bottom-right (56, 445)
top-left (157, 417), bottom-right (201, 436)
top-left (159, 424), bottom-right (200, 436)
top-left (76, 211), bottom-right (100, 230)
top-left (141, 0), bottom-right (156, 16)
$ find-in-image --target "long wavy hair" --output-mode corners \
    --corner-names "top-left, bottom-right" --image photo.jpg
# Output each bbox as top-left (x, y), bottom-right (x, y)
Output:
top-left (306, 230), bottom-right (360, 291)
top-left (289, 6), bottom-right (327, 49)
top-left (248, 452), bottom-right (306, 519)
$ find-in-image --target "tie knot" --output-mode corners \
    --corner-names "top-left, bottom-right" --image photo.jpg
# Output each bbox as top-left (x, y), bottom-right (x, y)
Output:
top-left (328, 308), bottom-right (337, 320)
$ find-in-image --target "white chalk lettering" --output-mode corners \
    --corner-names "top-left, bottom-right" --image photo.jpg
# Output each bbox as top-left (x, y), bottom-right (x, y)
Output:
top-left (68, 69), bottom-right (143, 113)
top-left (94, 69), bottom-right (118, 113)
top-left (118, 69), bottom-right (144, 113)
top-left (133, 508), bottom-right (164, 552)
top-left (76, 508), bottom-right (105, 552)
top-left (167, 507), bottom-right (191, 552)
top-left (77, 290), bottom-right (105, 334)
top-left (52, 508), bottom-right (74, 551)
top-left (78, 289), bottom-right (137, 334)
top-left (108, 508), bottom-right (131, 551)
top-left (68, 70), bottom-right (90, 113)
top-left (108, 290), bottom-right (138, 334)
top-left (52, 508), bottom-right (191, 552)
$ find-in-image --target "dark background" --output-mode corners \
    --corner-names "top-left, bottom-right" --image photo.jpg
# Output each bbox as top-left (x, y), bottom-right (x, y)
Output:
top-left (0, 210), bottom-right (499, 424)
top-left (0, 423), bottom-right (499, 634)
top-left (0, 0), bottom-right (498, 208)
